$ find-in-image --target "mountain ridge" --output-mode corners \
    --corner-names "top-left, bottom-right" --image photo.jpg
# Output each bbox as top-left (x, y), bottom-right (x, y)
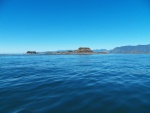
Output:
top-left (110, 44), bottom-right (150, 54)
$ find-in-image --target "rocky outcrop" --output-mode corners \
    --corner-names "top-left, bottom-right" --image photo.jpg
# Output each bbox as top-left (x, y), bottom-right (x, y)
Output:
top-left (27, 51), bottom-right (37, 54)
top-left (76, 47), bottom-right (93, 53)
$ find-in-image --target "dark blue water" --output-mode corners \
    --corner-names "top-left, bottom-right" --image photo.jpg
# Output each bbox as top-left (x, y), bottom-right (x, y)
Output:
top-left (0, 54), bottom-right (150, 113)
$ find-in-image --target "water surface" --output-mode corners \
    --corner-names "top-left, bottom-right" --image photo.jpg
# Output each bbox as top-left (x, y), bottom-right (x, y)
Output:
top-left (0, 54), bottom-right (150, 113)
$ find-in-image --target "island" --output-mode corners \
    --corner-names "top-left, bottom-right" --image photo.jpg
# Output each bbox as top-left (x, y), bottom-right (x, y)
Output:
top-left (26, 47), bottom-right (108, 55)
top-left (26, 51), bottom-right (37, 54)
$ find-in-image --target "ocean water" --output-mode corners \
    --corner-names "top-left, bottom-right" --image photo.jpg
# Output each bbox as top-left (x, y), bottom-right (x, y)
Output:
top-left (0, 54), bottom-right (150, 113)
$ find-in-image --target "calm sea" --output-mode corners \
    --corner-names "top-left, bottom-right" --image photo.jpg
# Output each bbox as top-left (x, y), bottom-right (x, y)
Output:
top-left (0, 54), bottom-right (150, 113)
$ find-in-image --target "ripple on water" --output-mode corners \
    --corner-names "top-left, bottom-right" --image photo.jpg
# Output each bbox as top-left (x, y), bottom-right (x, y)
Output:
top-left (0, 54), bottom-right (150, 113)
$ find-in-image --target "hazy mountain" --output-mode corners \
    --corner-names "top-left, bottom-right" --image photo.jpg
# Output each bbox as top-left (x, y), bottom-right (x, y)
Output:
top-left (93, 49), bottom-right (109, 52)
top-left (110, 44), bottom-right (150, 54)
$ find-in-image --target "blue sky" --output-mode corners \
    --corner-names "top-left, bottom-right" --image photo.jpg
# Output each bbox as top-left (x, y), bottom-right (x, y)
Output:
top-left (0, 0), bottom-right (150, 53)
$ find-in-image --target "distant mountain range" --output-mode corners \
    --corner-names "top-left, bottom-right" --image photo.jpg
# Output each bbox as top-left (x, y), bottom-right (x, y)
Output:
top-left (93, 49), bottom-right (109, 52)
top-left (110, 44), bottom-right (150, 54)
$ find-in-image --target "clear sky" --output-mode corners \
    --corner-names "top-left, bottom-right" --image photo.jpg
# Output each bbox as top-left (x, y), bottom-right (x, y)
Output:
top-left (0, 0), bottom-right (150, 53)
